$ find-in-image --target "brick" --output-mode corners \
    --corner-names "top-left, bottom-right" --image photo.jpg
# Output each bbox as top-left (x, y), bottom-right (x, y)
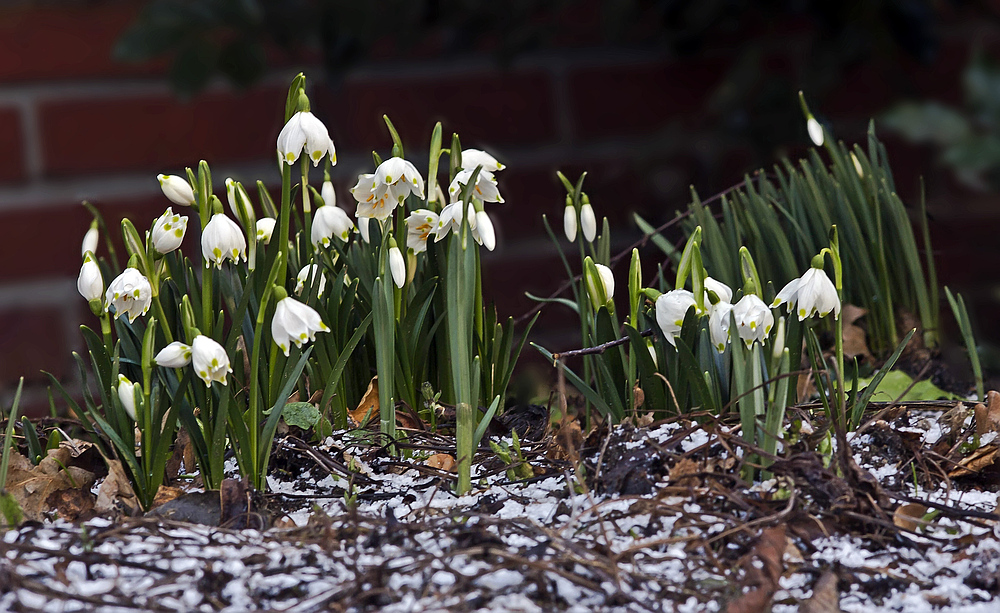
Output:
top-left (568, 58), bottom-right (727, 140)
top-left (0, 3), bottom-right (163, 82)
top-left (319, 70), bottom-right (557, 152)
top-left (0, 107), bottom-right (25, 183)
top-left (0, 306), bottom-right (71, 385)
top-left (39, 87), bottom-right (285, 177)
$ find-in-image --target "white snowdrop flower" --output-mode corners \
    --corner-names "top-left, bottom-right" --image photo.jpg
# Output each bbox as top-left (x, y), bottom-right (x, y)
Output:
top-left (191, 335), bottom-right (232, 387)
top-left (154, 341), bottom-right (192, 368)
top-left (595, 264), bottom-right (614, 300)
top-left (772, 266), bottom-right (840, 321)
top-left (276, 111), bottom-right (337, 167)
top-left (358, 217), bottom-right (371, 243)
top-left (460, 148), bottom-right (505, 172)
top-left (256, 218), bottom-right (276, 244)
top-left (201, 213), bottom-right (246, 268)
top-left (448, 168), bottom-right (503, 204)
top-left (732, 294), bottom-right (774, 347)
top-left (704, 277), bottom-right (733, 305)
top-left (434, 201), bottom-right (469, 241)
top-left (295, 264), bottom-right (327, 297)
top-left (311, 205), bottom-right (355, 248)
top-left (150, 207), bottom-right (188, 254)
top-left (851, 152), bottom-right (864, 178)
top-left (580, 203), bottom-right (597, 242)
top-left (708, 301), bottom-right (733, 353)
top-left (475, 210), bottom-right (496, 251)
top-left (406, 209), bottom-right (439, 254)
top-left (321, 180), bottom-right (337, 208)
top-left (374, 157), bottom-right (425, 205)
top-left (81, 225), bottom-right (99, 257)
top-left (563, 204), bottom-right (577, 242)
top-left (77, 255), bottom-right (103, 303)
top-left (158, 174), bottom-right (196, 207)
top-left (655, 289), bottom-right (696, 347)
top-left (352, 172), bottom-right (394, 221)
top-left (117, 374), bottom-right (138, 421)
top-left (105, 268), bottom-right (152, 323)
top-left (807, 117), bottom-right (824, 147)
top-left (271, 297), bottom-right (329, 357)
top-left (389, 244), bottom-right (406, 288)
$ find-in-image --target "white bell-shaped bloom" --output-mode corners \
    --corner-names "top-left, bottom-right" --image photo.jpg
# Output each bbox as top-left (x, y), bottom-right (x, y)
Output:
top-left (596, 264), bottom-right (614, 300)
top-left (406, 209), bottom-right (439, 254)
top-left (374, 157), bottom-right (425, 204)
top-left (708, 302), bottom-right (734, 353)
top-left (586, 263), bottom-right (614, 307)
top-left (358, 217), bottom-right (371, 243)
top-left (352, 172), bottom-right (395, 220)
top-left (295, 264), bottom-right (327, 297)
top-left (580, 203), bottom-right (597, 242)
top-left (81, 226), bottom-right (99, 257)
top-left (474, 210), bottom-right (496, 251)
top-left (772, 267), bottom-right (840, 321)
top-left (151, 207), bottom-right (188, 254)
top-left (460, 148), bottom-right (505, 172)
top-left (704, 277), bottom-right (733, 305)
top-left (311, 205), bottom-right (355, 248)
top-left (389, 245), bottom-right (406, 288)
top-left (448, 168), bottom-right (503, 204)
top-left (201, 213), bottom-right (246, 268)
top-left (563, 205), bottom-right (577, 242)
top-left (77, 255), bottom-right (103, 302)
top-left (157, 174), bottom-right (196, 207)
top-left (655, 289), bottom-right (696, 347)
top-left (321, 180), bottom-right (337, 208)
top-left (807, 117), bottom-right (824, 147)
top-left (154, 341), bottom-right (192, 368)
top-left (732, 294), bottom-right (774, 347)
top-left (191, 335), bottom-right (231, 386)
top-left (434, 201), bottom-right (471, 241)
top-left (256, 218), bottom-right (276, 244)
top-left (271, 297), bottom-right (329, 357)
top-left (105, 268), bottom-right (152, 323)
top-left (277, 111), bottom-right (337, 167)
top-left (117, 374), bottom-right (138, 421)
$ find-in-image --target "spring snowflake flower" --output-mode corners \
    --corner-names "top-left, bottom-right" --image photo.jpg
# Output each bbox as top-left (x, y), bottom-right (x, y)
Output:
top-left (460, 149), bottom-right (505, 172)
top-left (580, 203), bottom-right (597, 242)
top-left (157, 174), bottom-right (196, 207)
top-left (271, 297), bottom-right (329, 357)
top-left (154, 341), bottom-right (192, 368)
top-left (277, 111), bottom-right (337, 167)
top-left (295, 264), bottom-right (327, 298)
top-left (772, 267), bottom-right (840, 321)
top-left (389, 243), bottom-right (406, 288)
top-left (448, 168), bottom-right (503, 204)
top-left (708, 302), bottom-right (734, 353)
top-left (202, 213), bottom-right (247, 268)
top-left (256, 218), bottom-right (276, 244)
top-left (655, 289), bottom-right (697, 347)
top-left (191, 335), bottom-right (232, 386)
top-left (563, 203), bottom-right (577, 242)
top-left (81, 225), bottom-right (99, 257)
top-left (312, 205), bottom-right (355, 247)
top-left (374, 157), bottom-right (425, 205)
top-left (807, 117), bottom-right (824, 147)
top-left (117, 374), bottom-right (138, 421)
top-left (406, 209), bottom-right (439, 254)
top-left (105, 268), bottom-right (152, 323)
top-left (732, 294), bottom-right (774, 347)
top-left (704, 277), bottom-right (733, 304)
top-left (351, 173), bottom-right (394, 221)
top-left (77, 255), bottom-right (103, 303)
top-left (151, 207), bottom-right (188, 254)
top-left (475, 210), bottom-right (496, 251)
top-left (587, 263), bottom-right (615, 306)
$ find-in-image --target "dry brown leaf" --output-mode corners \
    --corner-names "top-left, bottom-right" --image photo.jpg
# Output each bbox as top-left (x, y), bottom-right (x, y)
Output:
top-left (975, 391), bottom-right (1000, 438)
top-left (45, 488), bottom-right (95, 522)
top-left (548, 416), bottom-right (583, 463)
top-left (842, 304), bottom-right (873, 363)
top-left (726, 526), bottom-right (787, 613)
top-left (95, 458), bottom-right (139, 516)
top-left (349, 377), bottom-right (379, 426)
top-left (150, 486), bottom-right (185, 510)
top-left (800, 571), bottom-right (841, 613)
top-left (426, 453), bottom-right (456, 472)
top-left (949, 444), bottom-right (1000, 478)
top-left (4, 450), bottom-right (96, 522)
top-left (893, 503), bottom-right (929, 532)
top-left (668, 457), bottom-right (700, 484)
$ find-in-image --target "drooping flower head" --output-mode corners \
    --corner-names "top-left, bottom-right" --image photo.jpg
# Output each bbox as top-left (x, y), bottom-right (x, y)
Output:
top-left (201, 213), bottom-right (247, 268)
top-left (105, 268), bottom-right (152, 323)
top-left (732, 294), bottom-right (774, 347)
top-left (772, 266), bottom-right (840, 321)
top-left (271, 297), bottom-right (329, 357)
top-left (374, 157), bottom-right (425, 205)
top-left (312, 205), bottom-right (355, 248)
top-left (708, 301), bottom-right (734, 353)
top-left (580, 202), bottom-right (597, 242)
top-left (256, 218), bottom-right (276, 244)
top-left (154, 341), bottom-right (192, 368)
top-left (295, 264), bottom-right (327, 298)
top-left (81, 224), bottom-right (99, 257)
top-left (460, 149), bottom-right (505, 172)
top-left (563, 202), bottom-right (577, 242)
top-left (406, 209), bottom-right (439, 254)
top-left (77, 254), bottom-right (103, 303)
top-left (157, 174), bottom-right (196, 207)
top-left (655, 289), bottom-right (697, 347)
top-left (277, 111), bottom-right (337, 167)
top-left (191, 335), bottom-right (232, 386)
top-left (151, 207), bottom-right (188, 254)
top-left (448, 168), bottom-right (503, 204)
top-left (352, 173), bottom-right (394, 221)
top-left (117, 374), bottom-right (138, 421)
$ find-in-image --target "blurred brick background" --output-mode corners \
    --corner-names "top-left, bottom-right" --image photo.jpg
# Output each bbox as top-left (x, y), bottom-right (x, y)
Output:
top-left (1, 0), bottom-right (998, 411)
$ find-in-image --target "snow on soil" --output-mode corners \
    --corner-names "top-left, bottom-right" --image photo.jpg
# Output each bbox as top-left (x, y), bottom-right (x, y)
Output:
top-left (1, 415), bottom-right (998, 612)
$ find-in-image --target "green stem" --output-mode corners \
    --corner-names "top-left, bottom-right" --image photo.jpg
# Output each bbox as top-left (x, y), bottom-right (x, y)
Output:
top-left (301, 158), bottom-right (312, 262)
top-left (277, 162), bottom-right (293, 285)
top-left (151, 294), bottom-right (175, 344)
top-left (201, 265), bottom-right (214, 336)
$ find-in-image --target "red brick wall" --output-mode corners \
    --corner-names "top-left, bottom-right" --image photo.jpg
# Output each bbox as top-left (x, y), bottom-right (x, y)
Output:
top-left (0, 2), bottom-right (996, 411)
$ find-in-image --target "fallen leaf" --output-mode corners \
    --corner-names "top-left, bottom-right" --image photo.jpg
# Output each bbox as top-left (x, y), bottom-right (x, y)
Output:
top-left (349, 377), bottom-right (379, 426)
top-left (975, 391), bottom-right (1000, 437)
top-left (220, 478), bottom-right (249, 527)
top-left (4, 450), bottom-right (96, 522)
top-left (150, 486), bottom-right (185, 510)
top-left (668, 457), bottom-right (700, 484)
top-left (548, 415), bottom-right (583, 464)
top-left (726, 526), bottom-right (787, 613)
top-left (44, 488), bottom-right (95, 522)
top-left (800, 571), bottom-right (841, 613)
top-left (842, 304), bottom-right (873, 364)
top-left (949, 444), bottom-right (1000, 477)
top-left (94, 458), bottom-right (139, 516)
top-left (893, 503), bottom-right (929, 532)
top-left (426, 453), bottom-right (456, 472)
